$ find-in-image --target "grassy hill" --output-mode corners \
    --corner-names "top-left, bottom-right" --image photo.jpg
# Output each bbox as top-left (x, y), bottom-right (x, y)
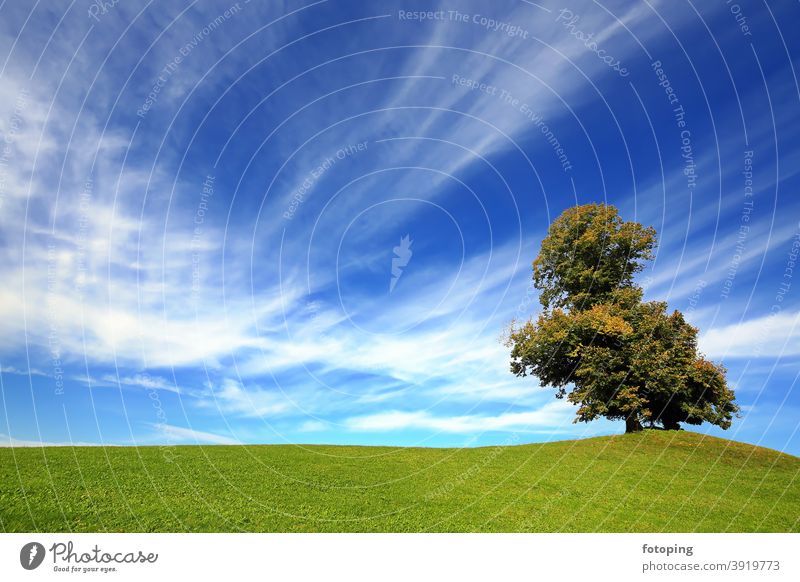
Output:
top-left (1, 430), bottom-right (798, 532)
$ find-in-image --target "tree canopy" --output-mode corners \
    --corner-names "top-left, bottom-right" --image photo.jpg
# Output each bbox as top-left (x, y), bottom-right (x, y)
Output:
top-left (507, 203), bottom-right (738, 433)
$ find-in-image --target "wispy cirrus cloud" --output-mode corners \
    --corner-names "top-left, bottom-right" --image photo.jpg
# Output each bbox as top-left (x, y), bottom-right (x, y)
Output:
top-left (700, 310), bottom-right (800, 359)
top-left (148, 423), bottom-right (239, 445)
top-left (0, 433), bottom-right (102, 448)
top-left (342, 400), bottom-right (577, 434)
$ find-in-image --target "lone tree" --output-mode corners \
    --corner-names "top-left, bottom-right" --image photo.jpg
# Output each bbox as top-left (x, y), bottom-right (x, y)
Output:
top-left (506, 204), bottom-right (738, 433)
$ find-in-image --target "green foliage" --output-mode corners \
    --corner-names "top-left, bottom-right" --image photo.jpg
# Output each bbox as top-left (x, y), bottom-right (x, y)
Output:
top-left (1, 432), bottom-right (797, 532)
top-left (533, 203), bottom-right (657, 310)
top-left (509, 203), bottom-right (738, 432)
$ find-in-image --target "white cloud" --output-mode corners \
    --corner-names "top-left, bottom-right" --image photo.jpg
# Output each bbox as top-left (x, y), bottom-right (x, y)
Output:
top-left (645, 218), bottom-right (800, 302)
top-left (0, 433), bottom-right (101, 447)
top-left (0, 366), bottom-right (49, 377)
top-left (434, 379), bottom-right (541, 403)
top-left (344, 400), bottom-right (576, 433)
top-left (97, 374), bottom-right (180, 393)
top-left (298, 420), bottom-right (327, 432)
top-left (197, 378), bottom-right (291, 418)
top-left (150, 423), bottom-right (239, 445)
top-left (700, 310), bottom-right (800, 359)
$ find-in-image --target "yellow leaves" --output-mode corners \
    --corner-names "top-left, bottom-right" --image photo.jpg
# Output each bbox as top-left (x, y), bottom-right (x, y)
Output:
top-left (578, 303), bottom-right (633, 337)
top-left (616, 385), bottom-right (650, 414)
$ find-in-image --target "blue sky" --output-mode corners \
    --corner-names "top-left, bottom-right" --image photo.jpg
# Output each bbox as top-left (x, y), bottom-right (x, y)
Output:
top-left (0, 0), bottom-right (798, 454)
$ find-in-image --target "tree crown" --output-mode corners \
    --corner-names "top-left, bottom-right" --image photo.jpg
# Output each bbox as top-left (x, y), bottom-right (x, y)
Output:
top-left (533, 203), bottom-right (656, 311)
top-left (509, 203), bottom-right (738, 432)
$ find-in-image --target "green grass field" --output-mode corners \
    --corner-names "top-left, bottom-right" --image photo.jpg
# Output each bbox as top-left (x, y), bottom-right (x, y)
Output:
top-left (1, 430), bottom-right (798, 532)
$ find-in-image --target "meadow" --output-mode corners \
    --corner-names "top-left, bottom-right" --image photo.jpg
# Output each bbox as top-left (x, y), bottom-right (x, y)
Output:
top-left (1, 430), bottom-right (798, 532)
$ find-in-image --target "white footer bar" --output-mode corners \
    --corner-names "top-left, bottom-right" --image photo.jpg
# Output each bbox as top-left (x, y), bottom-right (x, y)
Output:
top-left (1, 533), bottom-right (796, 581)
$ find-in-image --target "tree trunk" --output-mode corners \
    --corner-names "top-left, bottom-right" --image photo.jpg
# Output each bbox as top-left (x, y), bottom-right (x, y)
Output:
top-left (625, 416), bottom-right (642, 433)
